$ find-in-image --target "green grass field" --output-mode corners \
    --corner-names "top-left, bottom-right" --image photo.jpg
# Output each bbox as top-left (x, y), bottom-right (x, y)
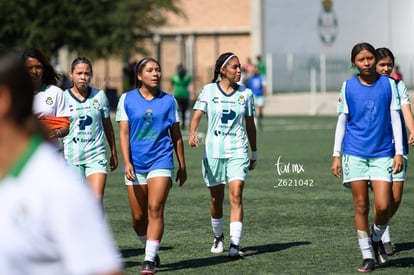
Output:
top-left (104, 115), bottom-right (414, 274)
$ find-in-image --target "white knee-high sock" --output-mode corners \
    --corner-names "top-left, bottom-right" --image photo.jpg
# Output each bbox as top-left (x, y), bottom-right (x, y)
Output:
top-left (144, 240), bottom-right (160, 262)
top-left (230, 221), bottom-right (243, 246)
top-left (211, 217), bottom-right (224, 238)
top-left (381, 225), bottom-right (391, 243)
top-left (372, 224), bottom-right (387, 242)
top-left (357, 230), bottom-right (373, 260)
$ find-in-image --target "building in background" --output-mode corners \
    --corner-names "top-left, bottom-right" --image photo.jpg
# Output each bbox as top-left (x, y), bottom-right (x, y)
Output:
top-left (63, 0), bottom-right (414, 97)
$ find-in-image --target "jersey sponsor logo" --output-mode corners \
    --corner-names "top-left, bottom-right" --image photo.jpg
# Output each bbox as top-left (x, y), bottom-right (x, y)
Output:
top-left (78, 115), bottom-right (93, 130)
top-left (214, 130), bottom-right (236, 137)
top-left (221, 109), bottom-right (236, 124)
top-left (133, 125), bottom-right (158, 141)
top-left (45, 96), bottom-right (53, 105)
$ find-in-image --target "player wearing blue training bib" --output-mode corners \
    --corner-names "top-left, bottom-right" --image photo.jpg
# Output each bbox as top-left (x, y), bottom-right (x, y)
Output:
top-left (116, 88), bottom-right (178, 172)
top-left (331, 43), bottom-right (404, 273)
top-left (116, 57), bottom-right (187, 275)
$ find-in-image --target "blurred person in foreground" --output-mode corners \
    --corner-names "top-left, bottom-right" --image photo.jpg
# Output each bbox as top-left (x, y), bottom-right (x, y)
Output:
top-left (0, 48), bottom-right (122, 275)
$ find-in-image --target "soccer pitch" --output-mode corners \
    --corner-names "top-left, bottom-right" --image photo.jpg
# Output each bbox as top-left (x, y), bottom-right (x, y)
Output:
top-left (104, 115), bottom-right (414, 274)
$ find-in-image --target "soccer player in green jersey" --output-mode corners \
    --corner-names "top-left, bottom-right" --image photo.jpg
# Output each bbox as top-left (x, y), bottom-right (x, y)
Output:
top-left (63, 57), bottom-right (118, 210)
top-left (189, 52), bottom-right (257, 258)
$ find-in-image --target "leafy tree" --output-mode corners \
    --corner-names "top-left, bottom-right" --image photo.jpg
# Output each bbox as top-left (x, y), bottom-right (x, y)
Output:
top-left (0, 0), bottom-right (183, 58)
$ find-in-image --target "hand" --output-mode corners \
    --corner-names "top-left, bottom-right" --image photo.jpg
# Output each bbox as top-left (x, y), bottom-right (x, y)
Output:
top-left (188, 133), bottom-right (199, 147)
top-left (392, 154), bottom-right (404, 174)
top-left (124, 163), bottom-right (136, 181)
top-left (110, 155), bottom-right (118, 171)
top-left (175, 167), bottom-right (187, 186)
top-left (331, 157), bottom-right (342, 178)
top-left (249, 151), bottom-right (257, 170)
top-left (408, 133), bottom-right (414, 146)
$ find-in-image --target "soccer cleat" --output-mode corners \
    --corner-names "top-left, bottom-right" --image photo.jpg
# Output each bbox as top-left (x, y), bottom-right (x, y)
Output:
top-left (372, 240), bottom-right (388, 266)
top-left (154, 254), bottom-right (161, 268)
top-left (211, 234), bottom-right (224, 253)
top-left (228, 243), bottom-right (244, 258)
top-left (383, 242), bottom-right (394, 256)
top-left (357, 258), bottom-right (375, 272)
top-left (141, 261), bottom-right (155, 275)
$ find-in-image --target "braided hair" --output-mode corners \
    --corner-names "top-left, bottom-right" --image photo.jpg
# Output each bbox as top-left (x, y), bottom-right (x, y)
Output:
top-left (211, 52), bottom-right (236, 83)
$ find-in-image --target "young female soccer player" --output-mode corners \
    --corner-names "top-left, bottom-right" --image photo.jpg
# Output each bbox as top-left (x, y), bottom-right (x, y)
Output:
top-left (375, 47), bottom-right (414, 255)
top-left (331, 42), bottom-right (403, 272)
top-left (188, 52), bottom-right (257, 258)
top-left (0, 49), bottom-right (122, 275)
top-left (22, 48), bottom-right (70, 149)
top-left (63, 57), bottom-right (118, 209)
top-left (116, 57), bottom-right (187, 274)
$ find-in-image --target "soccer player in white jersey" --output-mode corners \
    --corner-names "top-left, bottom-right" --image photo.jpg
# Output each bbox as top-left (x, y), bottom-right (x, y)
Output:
top-left (331, 42), bottom-right (403, 272)
top-left (116, 57), bottom-right (187, 275)
top-left (63, 57), bottom-right (118, 209)
top-left (188, 52), bottom-right (257, 258)
top-left (375, 47), bottom-right (414, 256)
top-left (23, 48), bottom-right (71, 149)
top-left (0, 49), bottom-right (122, 275)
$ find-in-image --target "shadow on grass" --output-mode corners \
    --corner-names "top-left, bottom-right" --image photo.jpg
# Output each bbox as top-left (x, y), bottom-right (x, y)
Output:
top-left (394, 242), bottom-right (414, 253)
top-left (158, 241), bottom-right (311, 272)
top-left (121, 246), bottom-right (174, 268)
top-left (387, 257), bottom-right (414, 268)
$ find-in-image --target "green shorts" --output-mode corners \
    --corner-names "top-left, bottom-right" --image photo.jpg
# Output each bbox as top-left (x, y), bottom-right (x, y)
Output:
top-left (69, 158), bottom-right (107, 178)
top-left (124, 168), bottom-right (173, 185)
top-left (342, 154), bottom-right (393, 185)
top-left (202, 157), bottom-right (250, 187)
top-left (392, 155), bottom-right (408, 182)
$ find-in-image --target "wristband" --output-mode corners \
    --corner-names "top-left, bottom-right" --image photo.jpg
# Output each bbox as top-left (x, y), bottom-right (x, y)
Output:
top-left (251, 151), bottom-right (258, 160)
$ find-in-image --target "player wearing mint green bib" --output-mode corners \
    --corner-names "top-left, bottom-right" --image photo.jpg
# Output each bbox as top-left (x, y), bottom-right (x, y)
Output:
top-left (62, 57), bottom-right (118, 211)
top-left (189, 52), bottom-right (257, 259)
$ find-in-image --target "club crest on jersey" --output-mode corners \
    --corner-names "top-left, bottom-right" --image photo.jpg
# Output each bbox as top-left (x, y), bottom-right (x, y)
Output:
top-left (238, 95), bottom-right (246, 105)
top-left (93, 99), bottom-right (101, 109)
top-left (144, 109), bottom-right (154, 124)
top-left (45, 96), bottom-right (53, 105)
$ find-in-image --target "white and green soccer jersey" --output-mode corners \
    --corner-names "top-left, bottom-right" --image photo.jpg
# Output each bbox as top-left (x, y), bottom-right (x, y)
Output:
top-left (194, 83), bottom-right (255, 158)
top-left (63, 87), bottom-right (110, 165)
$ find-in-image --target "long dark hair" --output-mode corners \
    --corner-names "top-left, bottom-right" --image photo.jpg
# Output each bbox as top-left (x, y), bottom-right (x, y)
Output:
top-left (0, 48), bottom-right (43, 135)
top-left (22, 48), bottom-right (60, 86)
top-left (211, 52), bottom-right (236, 83)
